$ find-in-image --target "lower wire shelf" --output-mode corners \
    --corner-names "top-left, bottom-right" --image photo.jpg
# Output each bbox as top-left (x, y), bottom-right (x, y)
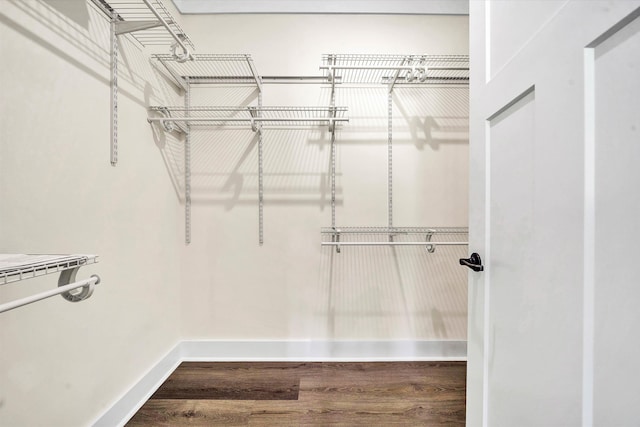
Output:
top-left (321, 226), bottom-right (468, 253)
top-left (0, 254), bottom-right (100, 314)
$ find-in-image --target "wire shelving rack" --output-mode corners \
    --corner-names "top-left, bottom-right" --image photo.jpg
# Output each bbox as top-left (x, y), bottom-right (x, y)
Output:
top-left (147, 52), bottom-right (467, 250)
top-left (321, 227), bottom-right (469, 253)
top-left (320, 54), bottom-right (470, 250)
top-left (148, 54), bottom-right (350, 246)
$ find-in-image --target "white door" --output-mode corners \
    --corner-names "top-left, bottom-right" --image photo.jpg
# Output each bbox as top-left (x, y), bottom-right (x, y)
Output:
top-left (467, 1), bottom-right (640, 426)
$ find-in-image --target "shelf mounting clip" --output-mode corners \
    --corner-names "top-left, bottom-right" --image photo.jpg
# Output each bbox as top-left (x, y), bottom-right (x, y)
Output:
top-left (58, 267), bottom-right (100, 303)
top-left (248, 107), bottom-right (259, 132)
top-left (332, 228), bottom-right (341, 254)
top-left (425, 229), bottom-right (436, 253)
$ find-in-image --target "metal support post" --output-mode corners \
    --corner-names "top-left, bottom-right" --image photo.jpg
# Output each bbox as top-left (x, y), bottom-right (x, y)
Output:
top-left (258, 91), bottom-right (264, 246)
top-left (110, 10), bottom-right (118, 166)
top-left (387, 91), bottom-right (393, 241)
top-left (332, 229), bottom-right (341, 254)
top-left (148, 117), bottom-right (349, 125)
top-left (329, 55), bottom-right (337, 229)
top-left (185, 78), bottom-right (191, 245)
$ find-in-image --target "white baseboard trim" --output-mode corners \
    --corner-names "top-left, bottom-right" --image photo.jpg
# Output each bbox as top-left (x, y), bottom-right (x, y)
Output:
top-left (92, 344), bottom-right (183, 427)
top-left (181, 339), bottom-right (467, 361)
top-left (92, 339), bottom-right (466, 426)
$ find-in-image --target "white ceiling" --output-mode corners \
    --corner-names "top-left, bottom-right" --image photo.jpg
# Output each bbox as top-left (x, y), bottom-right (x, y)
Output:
top-left (170, 0), bottom-right (469, 15)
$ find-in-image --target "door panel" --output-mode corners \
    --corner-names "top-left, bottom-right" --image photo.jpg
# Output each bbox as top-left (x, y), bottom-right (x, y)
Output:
top-left (489, 0), bottom-right (567, 78)
top-left (468, 2), bottom-right (640, 426)
top-left (593, 12), bottom-right (640, 425)
top-left (488, 91), bottom-right (541, 425)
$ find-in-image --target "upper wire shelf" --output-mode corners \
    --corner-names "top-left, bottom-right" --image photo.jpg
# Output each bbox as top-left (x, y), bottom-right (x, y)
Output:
top-left (321, 54), bottom-right (469, 86)
top-left (148, 106), bottom-right (349, 132)
top-left (153, 54), bottom-right (261, 89)
top-left (94, 0), bottom-right (194, 51)
top-left (0, 254), bottom-right (99, 285)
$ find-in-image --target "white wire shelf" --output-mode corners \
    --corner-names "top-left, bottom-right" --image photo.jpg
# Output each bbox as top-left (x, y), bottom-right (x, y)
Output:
top-left (148, 106), bottom-right (349, 132)
top-left (0, 254), bottom-right (99, 285)
top-left (321, 227), bottom-right (468, 252)
top-left (321, 54), bottom-right (469, 86)
top-left (153, 54), bottom-right (261, 89)
top-left (93, 0), bottom-right (194, 51)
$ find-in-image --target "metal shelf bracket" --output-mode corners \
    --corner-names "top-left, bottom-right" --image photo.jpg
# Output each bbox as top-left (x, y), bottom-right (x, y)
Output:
top-left (58, 267), bottom-right (100, 303)
top-left (248, 107), bottom-right (259, 132)
top-left (114, 20), bottom-right (164, 35)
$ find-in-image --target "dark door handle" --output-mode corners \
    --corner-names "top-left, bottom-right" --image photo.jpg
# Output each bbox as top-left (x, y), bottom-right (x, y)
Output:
top-left (460, 253), bottom-right (484, 272)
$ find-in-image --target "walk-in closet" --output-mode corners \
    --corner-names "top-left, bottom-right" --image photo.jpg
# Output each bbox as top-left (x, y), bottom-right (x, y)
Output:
top-left (5, 1), bottom-right (470, 424)
top-left (5, 0), bottom-right (640, 427)
top-left (6, 1), bottom-right (636, 426)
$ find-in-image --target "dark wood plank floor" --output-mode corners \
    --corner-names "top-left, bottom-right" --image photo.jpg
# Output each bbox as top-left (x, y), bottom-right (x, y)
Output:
top-left (127, 361), bottom-right (466, 426)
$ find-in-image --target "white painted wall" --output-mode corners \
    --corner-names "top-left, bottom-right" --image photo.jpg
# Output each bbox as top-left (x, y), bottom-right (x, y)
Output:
top-left (0, 1), bottom-right (185, 425)
top-left (179, 14), bottom-right (469, 341)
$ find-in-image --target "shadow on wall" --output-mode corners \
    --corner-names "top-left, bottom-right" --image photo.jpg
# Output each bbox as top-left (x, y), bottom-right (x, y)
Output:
top-left (147, 85), bottom-right (258, 202)
top-left (6, 0), bottom-right (189, 194)
top-left (8, 0), bottom-right (168, 109)
top-left (44, 0), bottom-right (90, 28)
top-left (310, 86), bottom-right (469, 148)
top-left (183, 126), bottom-right (343, 209)
top-left (147, 83), bottom-right (347, 210)
top-left (147, 84), bottom-right (469, 212)
top-left (395, 86), bottom-right (469, 151)
top-left (314, 236), bottom-right (468, 340)
top-left (320, 86), bottom-right (469, 150)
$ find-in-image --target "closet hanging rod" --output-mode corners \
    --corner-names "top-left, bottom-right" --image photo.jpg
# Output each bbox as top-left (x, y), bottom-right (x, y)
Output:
top-left (321, 242), bottom-right (468, 246)
top-left (182, 76), bottom-right (336, 84)
top-left (0, 276), bottom-right (100, 314)
top-left (147, 117), bottom-right (349, 123)
top-left (321, 65), bottom-right (469, 71)
top-left (321, 226), bottom-right (468, 234)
